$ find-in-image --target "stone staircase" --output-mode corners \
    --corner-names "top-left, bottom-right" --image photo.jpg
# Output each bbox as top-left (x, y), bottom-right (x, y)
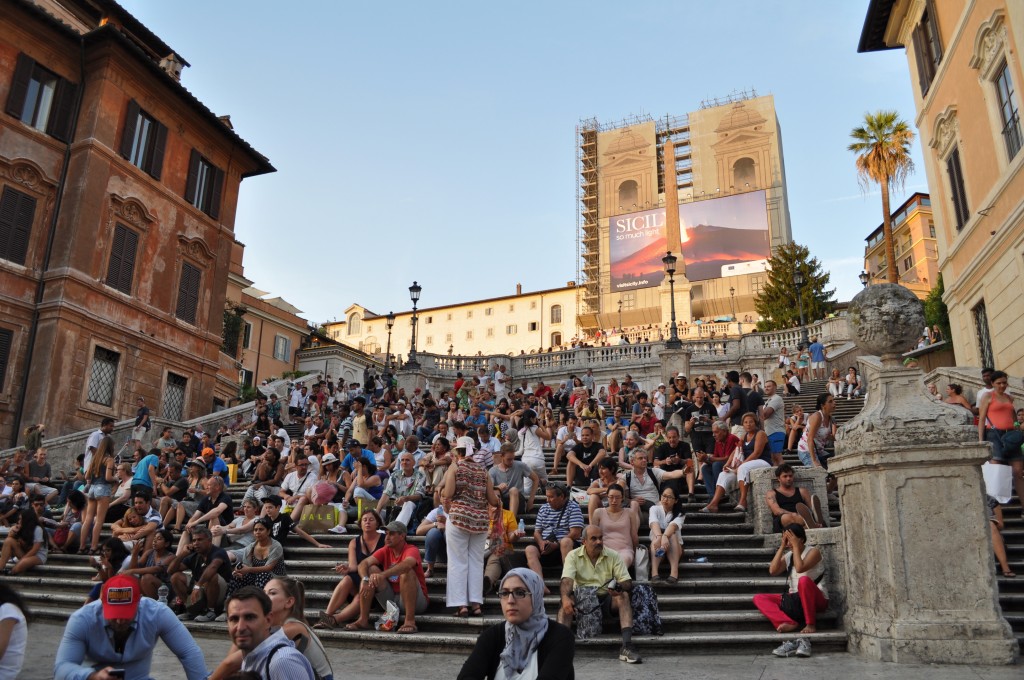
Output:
top-left (8, 380), bottom-right (1023, 656)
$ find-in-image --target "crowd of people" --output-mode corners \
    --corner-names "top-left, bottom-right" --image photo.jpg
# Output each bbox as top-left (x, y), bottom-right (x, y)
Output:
top-left (0, 353), bottom-right (1018, 676)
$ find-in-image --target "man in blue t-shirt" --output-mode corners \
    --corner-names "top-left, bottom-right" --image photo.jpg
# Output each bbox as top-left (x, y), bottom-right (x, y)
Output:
top-left (200, 447), bottom-right (228, 478)
top-left (808, 337), bottom-right (828, 380)
top-left (131, 449), bottom-right (161, 496)
top-left (341, 439), bottom-right (375, 473)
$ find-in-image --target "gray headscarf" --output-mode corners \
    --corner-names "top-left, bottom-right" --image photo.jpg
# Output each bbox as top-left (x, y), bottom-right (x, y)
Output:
top-left (499, 567), bottom-right (549, 674)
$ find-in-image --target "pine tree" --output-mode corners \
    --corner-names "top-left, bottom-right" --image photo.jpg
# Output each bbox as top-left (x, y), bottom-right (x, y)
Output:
top-left (754, 243), bottom-right (836, 332)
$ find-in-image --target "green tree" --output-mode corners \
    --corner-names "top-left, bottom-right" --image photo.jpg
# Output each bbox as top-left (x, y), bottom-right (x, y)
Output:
top-left (848, 110), bottom-right (915, 283)
top-left (754, 242), bottom-right (836, 332)
top-left (923, 273), bottom-right (951, 344)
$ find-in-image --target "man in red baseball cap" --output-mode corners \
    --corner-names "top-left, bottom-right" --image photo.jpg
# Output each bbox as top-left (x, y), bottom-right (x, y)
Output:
top-left (54, 574), bottom-right (207, 680)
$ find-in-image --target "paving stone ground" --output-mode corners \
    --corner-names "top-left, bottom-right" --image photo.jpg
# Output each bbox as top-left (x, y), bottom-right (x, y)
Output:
top-left (26, 622), bottom-right (1021, 679)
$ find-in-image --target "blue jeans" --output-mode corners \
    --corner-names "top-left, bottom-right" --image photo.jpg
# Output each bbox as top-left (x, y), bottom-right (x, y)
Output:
top-left (701, 462), bottom-right (725, 498)
top-left (425, 527), bottom-right (447, 564)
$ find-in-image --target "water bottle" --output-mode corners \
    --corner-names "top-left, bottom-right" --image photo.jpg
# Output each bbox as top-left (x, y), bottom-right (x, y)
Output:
top-left (517, 518), bottom-right (526, 534)
top-left (157, 585), bottom-right (169, 605)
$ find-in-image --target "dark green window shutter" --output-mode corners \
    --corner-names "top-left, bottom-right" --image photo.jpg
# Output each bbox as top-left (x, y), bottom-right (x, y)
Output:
top-left (185, 149), bottom-right (200, 205)
top-left (5, 54), bottom-right (35, 118)
top-left (176, 262), bottom-right (201, 325)
top-left (120, 99), bottom-right (140, 159)
top-left (47, 77), bottom-right (78, 143)
top-left (0, 186), bottom-right (36, 265)
top-left (208, 165), bottom-right (224, 220)
top-left (0, 328), bottom-right (12, 392)
top-left (148, 120), bottom-right (168, 180)
top-left (105, 224), bottom-right (138, 294)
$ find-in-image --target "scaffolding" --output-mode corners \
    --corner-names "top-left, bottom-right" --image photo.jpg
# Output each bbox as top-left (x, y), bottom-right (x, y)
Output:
top-left (575, 118), bottom-right (600, 321)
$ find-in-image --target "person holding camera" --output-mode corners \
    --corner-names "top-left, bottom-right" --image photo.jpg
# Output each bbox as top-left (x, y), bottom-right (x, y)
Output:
top-left (516, 409), bottom-right (552, 497)
top-left (753, 523), bottom-right (828, 658)
top-left (558, 525), bottom-right (641, 664)
top-left (55, 574), bottom-right (207, 680)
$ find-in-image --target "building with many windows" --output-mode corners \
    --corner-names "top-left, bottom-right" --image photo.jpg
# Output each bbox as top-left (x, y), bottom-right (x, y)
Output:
top-left (0, 0), bottom-right (274, 446)
top-left (860, 0), bottom-right (1024, 372)
top-left (327, 283), bottom-right (582, 361)
top-left (863, 192), bottom-right (938, 298)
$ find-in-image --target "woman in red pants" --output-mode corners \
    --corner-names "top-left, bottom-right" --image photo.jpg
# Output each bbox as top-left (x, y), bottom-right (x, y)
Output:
top-left (753, 523), bottom-right (828, 634)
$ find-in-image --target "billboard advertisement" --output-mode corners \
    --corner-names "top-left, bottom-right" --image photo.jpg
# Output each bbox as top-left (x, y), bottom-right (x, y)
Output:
top-left (608, 207), bottom-right (668, 291)
top-left (678, 189), bottom-right (771, 281)
top-left (608, 190), bottom-right (770, 289)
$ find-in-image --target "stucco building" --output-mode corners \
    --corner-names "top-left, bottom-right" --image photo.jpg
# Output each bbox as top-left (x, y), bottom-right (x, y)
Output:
top-left (860, 0), bottom-right (1024, 372)
top-left (0, 0), bottom-right (273, 446)
top-left (327, 283), bottom-right (582, 362)
top-left (863, 192), bottom-right (938, 298)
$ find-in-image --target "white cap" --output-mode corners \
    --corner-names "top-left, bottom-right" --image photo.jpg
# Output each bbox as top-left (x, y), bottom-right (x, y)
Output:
top-left (455, 436), bottom-right (475, 454)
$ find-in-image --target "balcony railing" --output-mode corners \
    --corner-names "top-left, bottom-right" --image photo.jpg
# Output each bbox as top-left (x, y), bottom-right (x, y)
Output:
top-left (1003, 110), bottom-right (1022, 160)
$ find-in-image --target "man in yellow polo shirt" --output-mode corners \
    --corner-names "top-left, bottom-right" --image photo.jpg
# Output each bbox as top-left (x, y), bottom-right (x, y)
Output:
top-left (558, 524), bottom-right (641, 664)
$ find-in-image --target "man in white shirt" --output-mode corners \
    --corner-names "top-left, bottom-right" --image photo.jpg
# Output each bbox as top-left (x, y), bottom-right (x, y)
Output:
top-left (279, 457), bottom-right (319, 520)
top-left (84, 417), bottom-right (116, 474)
top-left (551, 415), bottom-right (583, 475)
top-left (302, 418), bottom-right (319, 446)
top-left (494, 365), bottom-right (508, 400)
top-left (976, 367), bottom-right (995, 408)
top-left (387, 401), bottom-right (415, 439)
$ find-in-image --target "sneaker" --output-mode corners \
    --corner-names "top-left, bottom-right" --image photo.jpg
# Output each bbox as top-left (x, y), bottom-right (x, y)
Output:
top-left (772, 639), bottom-right (800, 657)
top-left (177, 611), bottom-right (193, 622)
top-left (618, 645), bottom-right (642, 664)
top-left (194, 610), bottom-right (218, 623)
top-left (795, 638), bottom-right (812, 657)
top-left (328, 524), bottom-right (348, 534)
top-left (214, 612), bottom-right (227, 622)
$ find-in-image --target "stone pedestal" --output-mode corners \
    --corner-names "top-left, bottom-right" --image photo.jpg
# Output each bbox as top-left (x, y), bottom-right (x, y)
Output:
top-left (749, 466), bottom-right (830, 535)
top-left (395, 368), bottom-right (429, 396)
top-left (657, 347), bottom-right (691, 385)
top-left (831, 284), bottom-right (1018, 665)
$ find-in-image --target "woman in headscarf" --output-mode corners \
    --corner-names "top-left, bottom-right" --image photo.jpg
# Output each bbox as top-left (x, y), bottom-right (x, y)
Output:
top-left (458, 567), bottom-right (574, 679)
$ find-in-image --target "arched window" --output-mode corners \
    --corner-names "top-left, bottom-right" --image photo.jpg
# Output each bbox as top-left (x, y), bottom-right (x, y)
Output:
top-left (733, 157), bottom-right (756, 188)
top-left (551, 332), bottom-right (562, 347)
top-left (550, 304), bottom-right (562, 324)
top-left (618, 180), bottom-right (638, 210)
top-left (347, 313), bottom-right (361, 335)
top-left (362, 337), bottom-right (380, 354)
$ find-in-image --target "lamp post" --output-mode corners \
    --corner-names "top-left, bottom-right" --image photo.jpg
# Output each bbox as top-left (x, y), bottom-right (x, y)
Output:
top-left (729, 286), bottom-right (736, 319)
top-left (859, 270), bottom-right (870, 287)
top-left (617, 299), bottom-right (623, 331)
top-left (662, 251), bottom-right (681, 349)
top-left (406, 281), bottom-right (421, 370)
top-left (793, 270), bottom-right (809, 348)
top-left (383, 311), bottom-right (395, 387)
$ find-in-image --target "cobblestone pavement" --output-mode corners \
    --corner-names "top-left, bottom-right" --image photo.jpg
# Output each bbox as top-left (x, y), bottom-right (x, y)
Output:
top-left (28, 622), bottom-right (1020, 679)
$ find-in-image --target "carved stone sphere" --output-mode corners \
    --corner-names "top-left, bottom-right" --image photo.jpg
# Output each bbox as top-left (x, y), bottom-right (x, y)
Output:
top-left (848, 284), bottom-right (925, 359)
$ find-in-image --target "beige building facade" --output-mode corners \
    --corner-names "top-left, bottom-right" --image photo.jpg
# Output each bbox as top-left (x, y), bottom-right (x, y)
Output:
top-left (327, 284), bottom-right (582, 361)
top-left (577, 93), bottom-right (792, 332)
top-left (863, 192), bottom-right (939, 298)
top-left (861, 0), bottom-right (1024, 373)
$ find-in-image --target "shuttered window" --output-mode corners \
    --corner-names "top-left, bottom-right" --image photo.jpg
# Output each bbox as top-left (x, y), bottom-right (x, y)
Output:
top-left (175, 262), bottom-right (202, 325)
top-left (911, 1), bottom-right (942, 96)
top-left (946, 146), bottom-right (969, 231)
top-left (184, 150), bottom-right (225, 220)
top-left (119, 99), bottom-right (167, 180)
top-left (0, 328), bottom-right (12, 393)
top-left (5, 53), bottom-right (78, 142)
top-left (0, 186), bottom-right (36, 265)
top-left (105, 224), bottom-right (139, 294)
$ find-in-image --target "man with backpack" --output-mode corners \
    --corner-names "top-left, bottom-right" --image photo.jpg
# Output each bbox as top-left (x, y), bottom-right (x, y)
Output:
top-left (624, 452), bottom-right (689, 518)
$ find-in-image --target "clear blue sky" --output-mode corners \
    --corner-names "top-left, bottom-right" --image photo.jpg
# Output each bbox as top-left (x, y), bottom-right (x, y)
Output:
top-left (120, 0), bottom-right (926, 323)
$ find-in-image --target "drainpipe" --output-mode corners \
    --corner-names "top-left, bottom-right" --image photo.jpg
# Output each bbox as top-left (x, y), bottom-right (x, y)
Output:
top-left (11, 37), bottom-right (87, 446)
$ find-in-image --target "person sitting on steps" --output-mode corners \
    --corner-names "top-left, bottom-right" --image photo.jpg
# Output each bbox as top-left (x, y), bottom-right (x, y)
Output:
top-left (764, 464), bottom-right (822, 530)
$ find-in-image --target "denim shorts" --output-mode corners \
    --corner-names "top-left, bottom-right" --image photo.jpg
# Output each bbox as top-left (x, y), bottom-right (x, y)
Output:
top-left (86, 483), bottom-right (112, 500)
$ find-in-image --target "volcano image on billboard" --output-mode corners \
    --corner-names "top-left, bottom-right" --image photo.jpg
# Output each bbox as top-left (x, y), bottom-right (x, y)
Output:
top-left (678, 190), bottom-right (770, 281)
top-left (608, 207), bottom-right (668, 291)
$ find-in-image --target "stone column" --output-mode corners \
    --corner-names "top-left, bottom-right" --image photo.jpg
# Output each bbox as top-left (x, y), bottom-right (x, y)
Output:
top-left (830, 284), bottom-right (1017, 664)
top-left (657, 346), bottom-right (691, 385)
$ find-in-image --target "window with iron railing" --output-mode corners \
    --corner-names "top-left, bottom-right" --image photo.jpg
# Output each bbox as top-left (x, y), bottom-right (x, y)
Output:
top-left (996, 61), bottom-right (1021, 161)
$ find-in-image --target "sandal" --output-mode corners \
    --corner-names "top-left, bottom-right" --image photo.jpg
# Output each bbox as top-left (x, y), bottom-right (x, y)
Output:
top-left (470, 605), bottom-right (483, 616)
top-left (314, 611), bottom-right (339, 629)
top-left (344, 622), bottom-right (371, 631)
top-left (734, 504), bottom-right (746, 512)
top-left (397, 623), bottom-right (418, 634)
top-left (1001, 570), bottom-right (1017, 578)
top-left (666, 576), bottom-right (678, 584)
top-left (455, 607), bottom-right (470, 618)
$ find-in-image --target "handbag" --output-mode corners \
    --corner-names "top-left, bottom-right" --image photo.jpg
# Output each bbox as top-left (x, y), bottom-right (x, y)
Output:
top-left (982, 461), bottom-right (1013, 504)
top-left (52, 525), bottom-right (70, 548)
top-left (779, 562), bottom-right (825, 625)
top-left (571, 486), bottom-right (590, 508)
top-left (633, 544), bottom-right (650, 582)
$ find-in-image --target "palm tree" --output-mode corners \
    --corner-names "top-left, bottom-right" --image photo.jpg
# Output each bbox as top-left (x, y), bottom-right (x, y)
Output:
top-left (848, 111), bottom-right (915, 283)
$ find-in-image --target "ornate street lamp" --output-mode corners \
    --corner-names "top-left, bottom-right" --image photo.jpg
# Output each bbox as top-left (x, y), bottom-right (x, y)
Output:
top-left (383, 311), bottom-right (395, 386)
top-left (406, 281), bottom-right (422, 369)
top-left (617, 299), bottom-right (623, 330)
top-left (729, 286), bottom-right (736, 319)
top-left (662, 252), bottom-right (681, 349)
top-left (859, 270), bottom-right (870, 287)
top-left (793, 270), bottom-right (809, 348)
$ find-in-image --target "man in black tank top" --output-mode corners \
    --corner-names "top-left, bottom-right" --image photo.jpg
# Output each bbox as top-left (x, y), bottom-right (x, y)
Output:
top-left (764, 464), bottom-right (819, 532)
